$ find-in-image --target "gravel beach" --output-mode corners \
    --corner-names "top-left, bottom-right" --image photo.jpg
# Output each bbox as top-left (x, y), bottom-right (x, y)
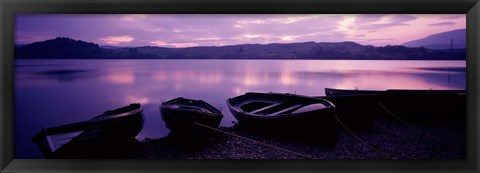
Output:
top-left (128, 115), bottom-right (466, 160)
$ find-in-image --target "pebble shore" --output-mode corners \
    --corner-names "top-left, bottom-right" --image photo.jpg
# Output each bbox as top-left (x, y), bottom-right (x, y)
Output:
top-left (128, 115), bottom-right (466, 160)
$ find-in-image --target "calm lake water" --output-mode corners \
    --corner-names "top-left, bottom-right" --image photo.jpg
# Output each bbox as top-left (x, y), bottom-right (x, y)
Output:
top-left (14, 59), bottom-right (466, 159)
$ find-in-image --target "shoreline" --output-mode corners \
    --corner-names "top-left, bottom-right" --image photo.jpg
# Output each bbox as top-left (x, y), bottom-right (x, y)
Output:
top-left (128, 116), bottom-right (466, 160)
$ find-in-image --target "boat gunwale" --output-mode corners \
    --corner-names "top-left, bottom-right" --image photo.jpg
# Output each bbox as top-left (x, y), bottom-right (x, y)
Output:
top-left (31, 104), bottom-right (144, 142)
top-left (160, 106), bottom-right (223, 118)
top-left (159, 97), bottom-right (223, 118)
top-left (325, 87), bottom-right (466, 95)
top-left (227, 92), bottom-right (335, 119)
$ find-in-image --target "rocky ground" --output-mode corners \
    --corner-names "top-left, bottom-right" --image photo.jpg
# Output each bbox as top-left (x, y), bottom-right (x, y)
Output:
top-left (128, 116), bottom-right (466, 160)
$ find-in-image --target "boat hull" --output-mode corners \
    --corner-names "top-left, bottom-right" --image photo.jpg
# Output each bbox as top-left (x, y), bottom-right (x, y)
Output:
top-left (379, 90), bottom-right (464, 124)
top-left (317, 94), bottom-right (379, 129)
top-left (227, 92), bottom-right (337, 145)
top-left (325, 88), bottom-right (382, 96)
top-left (32, 104), bottom-right (144, 158)
top-left (160, 97), bottom-right (223, 138)
top-left (324, 88), bottom-right (466, 125)
top-left (161, 108), bottom-right (223, 137)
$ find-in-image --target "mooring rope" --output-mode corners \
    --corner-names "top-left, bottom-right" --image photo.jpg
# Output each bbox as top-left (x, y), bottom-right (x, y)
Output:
top-left (377, 102), bottom-right (456, 149)
top-left (193, 122), bottom-right (319, 159)
top-left (334, 115), bottom-right (395, 159)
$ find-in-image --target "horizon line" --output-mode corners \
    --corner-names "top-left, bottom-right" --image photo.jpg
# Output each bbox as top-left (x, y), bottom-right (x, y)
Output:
top-left (16, 36), bottom-right (466, 49)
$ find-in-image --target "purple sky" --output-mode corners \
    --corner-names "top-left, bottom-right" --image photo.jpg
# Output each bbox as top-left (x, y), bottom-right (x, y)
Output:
top-left (15, 14), bottom-right (465, 47)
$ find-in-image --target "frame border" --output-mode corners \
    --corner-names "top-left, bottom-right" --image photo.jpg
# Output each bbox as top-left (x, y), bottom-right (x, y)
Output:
top-left (1, 0), bottom-right (479, 172)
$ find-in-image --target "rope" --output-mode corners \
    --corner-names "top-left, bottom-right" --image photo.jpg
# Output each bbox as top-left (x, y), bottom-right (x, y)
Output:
top-left (378, 102), bottom-right (456, 149)
top-left (334, 115), bottom-right (394, 159)
top-left (193, 122), bottom-right (319, 159)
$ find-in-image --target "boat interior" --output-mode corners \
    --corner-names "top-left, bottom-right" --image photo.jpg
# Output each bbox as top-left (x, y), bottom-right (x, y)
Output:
top-left (239, 100), bottom-right (326, 116)
top-left (174, 104), bottom-right (213, 113)
top-left (97, 104), bottom-right (141, 118)
top-left (166, 99), bottom-right (214, 113)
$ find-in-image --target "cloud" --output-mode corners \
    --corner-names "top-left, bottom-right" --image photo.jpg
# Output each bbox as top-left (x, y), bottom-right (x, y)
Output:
top-left (231, 15), bottom-right (343, 44)
top-left (368, 38), bottom-right (394, 41)
top-left (354, 14), bottom-right (387, 24)
top-left (150, 41), bottom-right (199, 48)
top-left (121, 14), bottom-right (147, 21)
top-left (354, 14), bottom-right (417, 30)
top-left (241, 34), bottom-right (263, 39)
top-left (389, 14), bottom-right (417, 23)
top-left (280, 35), bottom-right (298, 41)
top-left (353, 34), bottom-right (366, 37)
top-left (99, 36), bottom-right (134, 45)
top-left (429, 22), bottom-right (456, 26)
top-left (193, 37), bottom-right (222, 41)
top-left (236, 19), bottom-right (268, 25)
top-left (358, 23), bottom-right (409, 30)
top-left (439, 16), bottom-right (462, 20)
top-left (235, 15), bottom-right (317, 26)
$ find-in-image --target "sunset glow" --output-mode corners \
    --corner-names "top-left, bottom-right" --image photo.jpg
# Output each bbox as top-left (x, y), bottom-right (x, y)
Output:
top-left (99, 36), bottom-right (134, 45)
top-left (15, 14), bottom-right (465, 47)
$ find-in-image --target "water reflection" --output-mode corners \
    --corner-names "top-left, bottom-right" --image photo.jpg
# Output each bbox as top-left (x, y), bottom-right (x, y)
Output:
top-left (198, 71), bottom-right (222, 84)
top-left (242, 72), bottom-right (266, 86)
top-left (152, 71), bottom-right (168, 81)
top-left (330, 72), bottom-right (464, 90)
top-left (14, 59), bottom-right (466, 159)
top-left (280, 71), bottom-right (297, 86)
top-left (104, 71), bottom-right (135, 84)
top-left (152, 70), bottom-right (223, 84)
top-left (18, 69), bottom-right (100, 83)
top-left (125, 95), bottom-right (151, 105)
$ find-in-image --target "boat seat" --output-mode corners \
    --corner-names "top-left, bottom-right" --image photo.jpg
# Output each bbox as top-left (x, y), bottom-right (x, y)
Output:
top-left (268, 104), bottom-right (304, 116)
top-left (249, 103), bottom-right (282, 114)
top-left (293, 103), bottom-right (327, 113)
top-left (177, 105), bottom-right (210, 113)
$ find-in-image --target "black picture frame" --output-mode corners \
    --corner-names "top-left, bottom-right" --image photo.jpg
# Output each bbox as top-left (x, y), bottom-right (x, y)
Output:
top-left (1, 0), bottom-right (478, 172)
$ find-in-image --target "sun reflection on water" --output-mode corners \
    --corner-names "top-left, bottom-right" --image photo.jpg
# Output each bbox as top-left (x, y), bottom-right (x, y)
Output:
top-left (104, 71), bottom-right (135, 84)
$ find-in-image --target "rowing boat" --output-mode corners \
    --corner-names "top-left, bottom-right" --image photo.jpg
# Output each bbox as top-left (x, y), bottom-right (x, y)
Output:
top-left (227, 92), bottom-right (337, 145)
top-left (325, 88), bottom-right (382, 96)
top-left (316, 94), bottom-right (379, 129)
top-left (160, 97), bottom-right (223, 138)
top-left (31, 103), bottom-right (144, 158)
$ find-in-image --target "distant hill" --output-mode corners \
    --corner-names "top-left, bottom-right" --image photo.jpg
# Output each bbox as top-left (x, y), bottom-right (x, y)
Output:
top-left (15, 37), bottom-right (466, 60)
top-left (15, 37), bottom-right (104, 59)
top-left (402, 29), bottom-right (466, 50)
top-left (100, 45), bottom-right (124, 50)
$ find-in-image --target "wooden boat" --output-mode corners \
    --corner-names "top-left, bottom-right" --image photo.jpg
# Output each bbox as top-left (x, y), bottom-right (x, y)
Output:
top-left (31, 103), bottom-right (144, 158)
top-left (316, 94), bottom-right (379, 129)
top-left (227, 92), bottom-right (337, 145)
top-left (378, 89), bottom-right (466, 124)
top-left (160, 97), bottom-right (223, 137)
top-left (326, 87), bottom-right (465, 97)
top-left (325, 88), bottom-right (466, 124)
top-left (325, 87), bottom-right (382, 96)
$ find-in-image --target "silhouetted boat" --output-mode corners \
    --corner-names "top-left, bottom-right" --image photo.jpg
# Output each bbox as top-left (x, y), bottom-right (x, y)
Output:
top-left (378, 89), bottom-right (466, 124)
top-left (316, 94), bottom-right (380, 129)
top-left (31, 103), bottom-right (144, 158)
top-left (160, 97), bottom-right (223, 137)
top-left (325, 87), bottom-right (382, 96)
top-left (227, 92), bottom-right (337, 145)
top-left (325, 88), bottom-right (466, 124)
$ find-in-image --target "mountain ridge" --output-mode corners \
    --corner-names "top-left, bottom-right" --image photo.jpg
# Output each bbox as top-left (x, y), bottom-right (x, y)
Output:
top-left (15, 37), bottom-right (466, 60)
top-left (402, 29), bottom-right (466, 50)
